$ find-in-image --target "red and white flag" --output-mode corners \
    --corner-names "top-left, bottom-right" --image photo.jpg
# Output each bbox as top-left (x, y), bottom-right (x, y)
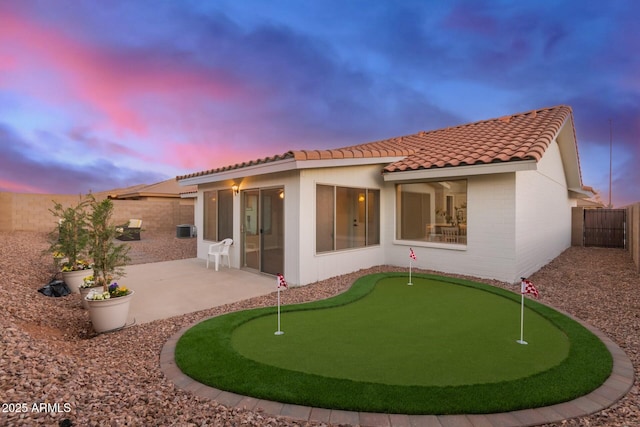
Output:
top-left (409, 248), bottom-right (416, 260)
top-left (521, 279), bottom-right (538, 298)
top-left (277, 273), bottom-right (287, 289)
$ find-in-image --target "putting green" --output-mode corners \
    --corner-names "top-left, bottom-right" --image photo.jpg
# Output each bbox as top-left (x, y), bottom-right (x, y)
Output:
top-left (232, 277), bottom-right (569, 386)
top-left (175, 273), bottom-right (612, 414)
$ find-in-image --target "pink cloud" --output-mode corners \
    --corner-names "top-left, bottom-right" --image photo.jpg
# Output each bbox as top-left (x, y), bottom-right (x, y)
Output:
top-left (0, 9), bottom-right (252, 137)
top-left (0, 178), bottom-right (47, 194)
top-left (160, 139), bottom-right (284, 172)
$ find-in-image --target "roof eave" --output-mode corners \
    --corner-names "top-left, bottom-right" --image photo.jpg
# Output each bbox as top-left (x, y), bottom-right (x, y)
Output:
top-left (179, 156), bottom-right (407, 186)
top-left (382, 160), bottom-right (538, 182)
top-left (555, 114), bottom-right (583, 190)
top-left (178, 157), bottom-right (298, 186)
top-left (569, 187), bottom-right (594, 199)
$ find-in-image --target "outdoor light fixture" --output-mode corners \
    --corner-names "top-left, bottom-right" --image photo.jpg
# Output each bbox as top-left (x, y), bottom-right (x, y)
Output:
top-left (279, 190), bottom-right (284, 199)
top-left (232, 184), bottom-right (239, 196)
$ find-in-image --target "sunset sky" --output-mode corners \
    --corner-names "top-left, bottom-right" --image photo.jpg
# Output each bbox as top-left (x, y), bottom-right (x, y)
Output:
top-left (0, 1), bottom-right (638, 206)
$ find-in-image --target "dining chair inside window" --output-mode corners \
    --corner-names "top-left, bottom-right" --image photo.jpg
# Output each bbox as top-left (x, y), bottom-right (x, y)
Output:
top-left (441, 227), bottom-right (459, 243)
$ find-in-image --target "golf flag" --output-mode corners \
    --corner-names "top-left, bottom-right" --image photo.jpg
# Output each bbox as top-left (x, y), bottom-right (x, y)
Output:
top-left (517, 277), bottom-right (539, 345)
top-left (275, 273), bottom-right (286, 335)
top-left (408, 248), bottom-right (416, 285)
top-left (522, 279), bottom-right (538, 298)
top-left (277, 273), bottom-right (288, 289)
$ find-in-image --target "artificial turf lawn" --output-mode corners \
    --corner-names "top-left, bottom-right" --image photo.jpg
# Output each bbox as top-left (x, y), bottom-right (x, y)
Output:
top-left (232, 277), bottom-right (569, 386)
top-left (175, 273), bottom-right (613, 414)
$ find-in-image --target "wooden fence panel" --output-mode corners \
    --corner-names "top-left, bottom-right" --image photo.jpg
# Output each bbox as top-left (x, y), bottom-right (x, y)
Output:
top-left (584, 209), bottom-right (626, 248)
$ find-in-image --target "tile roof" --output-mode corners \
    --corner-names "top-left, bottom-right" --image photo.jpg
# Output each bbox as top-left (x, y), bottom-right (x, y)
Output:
top-left (176, 105), bottom-right (573, 180)
top-left (381, 105), bottom-right (573, 173)
top-left (109, 179), bottom-right (196, 199)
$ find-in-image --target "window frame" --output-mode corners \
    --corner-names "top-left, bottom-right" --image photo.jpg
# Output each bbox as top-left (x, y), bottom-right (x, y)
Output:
top-left (316, 184), bottom-right (380, 254)
top-left (203, 188), bottom-right (233, 242)
top-left (395, 179), bottom-right (468, 247)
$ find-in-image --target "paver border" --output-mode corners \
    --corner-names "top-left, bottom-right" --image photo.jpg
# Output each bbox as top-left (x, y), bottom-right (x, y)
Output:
top-left (160, 310), bottom-right (634, 427)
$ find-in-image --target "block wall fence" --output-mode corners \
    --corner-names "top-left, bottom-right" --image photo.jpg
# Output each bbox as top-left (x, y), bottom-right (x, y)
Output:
top-left (571, 203), bottom-right (640, 273)
top-left (628, 202), bottom-right (640, 272)
top-left (0, 192), bottom-right (194, 234)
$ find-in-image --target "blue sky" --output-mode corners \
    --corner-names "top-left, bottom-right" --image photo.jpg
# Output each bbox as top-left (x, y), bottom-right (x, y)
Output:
top-left (0, 0), bottom-right (638, 206)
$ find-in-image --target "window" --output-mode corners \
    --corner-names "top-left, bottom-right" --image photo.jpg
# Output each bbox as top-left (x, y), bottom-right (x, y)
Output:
top-left (316, 185), bottom-right (334, 252)
top-left (396, 180), bottom-right (467, 244)
top-left (203, 189), bottom-right (233, 241)
top-left (316, 185), bottom-right (380, 253)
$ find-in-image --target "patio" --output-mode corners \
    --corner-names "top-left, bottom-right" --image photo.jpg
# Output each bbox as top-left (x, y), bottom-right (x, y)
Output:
top-left (123, 258), bottom-right (276, 324)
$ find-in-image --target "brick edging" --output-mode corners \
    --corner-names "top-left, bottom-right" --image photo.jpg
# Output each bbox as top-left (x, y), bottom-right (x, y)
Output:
top-left (160, 316), bottom-right (634, 427)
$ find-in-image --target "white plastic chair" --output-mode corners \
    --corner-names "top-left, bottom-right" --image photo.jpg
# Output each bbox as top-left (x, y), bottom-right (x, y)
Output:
top-left (206, 238), bottom-right (233, 271)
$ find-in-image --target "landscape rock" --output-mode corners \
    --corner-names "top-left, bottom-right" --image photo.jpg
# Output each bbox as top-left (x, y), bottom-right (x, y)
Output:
top-left (0, 231), bottom-right (637, 426)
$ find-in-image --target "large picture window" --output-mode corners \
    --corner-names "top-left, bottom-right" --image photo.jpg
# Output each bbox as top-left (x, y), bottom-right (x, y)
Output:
top-left (396, 180), bottom-right (467, 244)
top-left (203, 189), bottom-right (233, 241)
top-left (316, 185), bottom-right (380, 253)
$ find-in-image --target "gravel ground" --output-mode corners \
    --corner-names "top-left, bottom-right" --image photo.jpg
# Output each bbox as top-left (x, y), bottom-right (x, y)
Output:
top-left (0, 231), bottom-right (638, 426)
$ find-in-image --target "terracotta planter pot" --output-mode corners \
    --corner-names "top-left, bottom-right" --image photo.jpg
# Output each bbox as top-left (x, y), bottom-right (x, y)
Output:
top-left (86, 290), bottom-right (134, 333)
top-left (61, 269), bottom-right (94, 294)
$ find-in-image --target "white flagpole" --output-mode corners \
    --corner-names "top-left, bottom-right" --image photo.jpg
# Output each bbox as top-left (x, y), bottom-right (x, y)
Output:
top-left (275, 275), bottom-right (284, 336)
top-left (517, 278), bottom-right (527, 345)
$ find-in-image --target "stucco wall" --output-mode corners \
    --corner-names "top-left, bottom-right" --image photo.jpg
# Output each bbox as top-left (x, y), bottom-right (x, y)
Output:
top-left (190, 147), bottom-right (577, 286)
top-left (0, 192), bottom-right (194, 234)
top-left (298, 165), bottom-right (387, 285)
top-left (514, 140), bottom-right (573, 280)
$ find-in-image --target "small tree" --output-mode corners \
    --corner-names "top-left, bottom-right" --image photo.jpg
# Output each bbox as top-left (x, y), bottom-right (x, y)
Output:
top-left (87, 195), bottom-right (131, 292)
top-left (49, 196), bottom-right (90, 269)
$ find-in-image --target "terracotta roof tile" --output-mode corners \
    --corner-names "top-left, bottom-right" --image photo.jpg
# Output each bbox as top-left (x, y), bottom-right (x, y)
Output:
top-left (176, 105), bottom-right (573, 181)
top-left (382, 105), bottom-right (572, 173)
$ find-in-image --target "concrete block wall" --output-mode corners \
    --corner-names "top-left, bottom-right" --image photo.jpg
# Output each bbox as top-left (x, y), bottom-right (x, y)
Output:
top-left (0, 192), bottom-right (13, 232)
top-left (9, 193), bottom-right (85, 232)
top-left (0, 192), bottom-right (194, 234)
top-left (110, 199), bottom-right (194, 233)
top-left (571, 207), bottom-right (584, 246)
top-left (628, 203), bottom-right (640, 272)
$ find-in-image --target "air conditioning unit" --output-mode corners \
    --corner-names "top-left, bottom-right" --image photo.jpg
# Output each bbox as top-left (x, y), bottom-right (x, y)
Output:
top-left (176, 224), bottom-right (196, 238)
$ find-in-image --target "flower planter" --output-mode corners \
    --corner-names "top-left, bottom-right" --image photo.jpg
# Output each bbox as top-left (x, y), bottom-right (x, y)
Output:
top-left (62, 269), bottom-right (94, 294)
top-left (86, 290), bottom-right (134, 333)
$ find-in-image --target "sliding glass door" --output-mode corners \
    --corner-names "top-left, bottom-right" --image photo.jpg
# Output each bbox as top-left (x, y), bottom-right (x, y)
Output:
top-left (242, 187), bottom-right (284, 275)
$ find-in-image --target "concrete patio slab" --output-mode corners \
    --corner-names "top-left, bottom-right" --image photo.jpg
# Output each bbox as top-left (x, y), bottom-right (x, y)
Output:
top-left (123, 258), bottom-right (275, 324)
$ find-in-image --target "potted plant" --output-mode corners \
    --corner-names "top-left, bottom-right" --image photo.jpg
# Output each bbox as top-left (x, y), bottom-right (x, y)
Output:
top-left (84, 195), bottom-right (133, 333)
top-left (78, 274), bottom-right (101, 309)
top-left (48, 197), bottom-right (94, 293)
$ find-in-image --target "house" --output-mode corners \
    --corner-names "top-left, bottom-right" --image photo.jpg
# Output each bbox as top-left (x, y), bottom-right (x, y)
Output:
top-left (177, 105), bottom-right (591, 285)
top-left (107, 178), bottom-right (196, 201)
